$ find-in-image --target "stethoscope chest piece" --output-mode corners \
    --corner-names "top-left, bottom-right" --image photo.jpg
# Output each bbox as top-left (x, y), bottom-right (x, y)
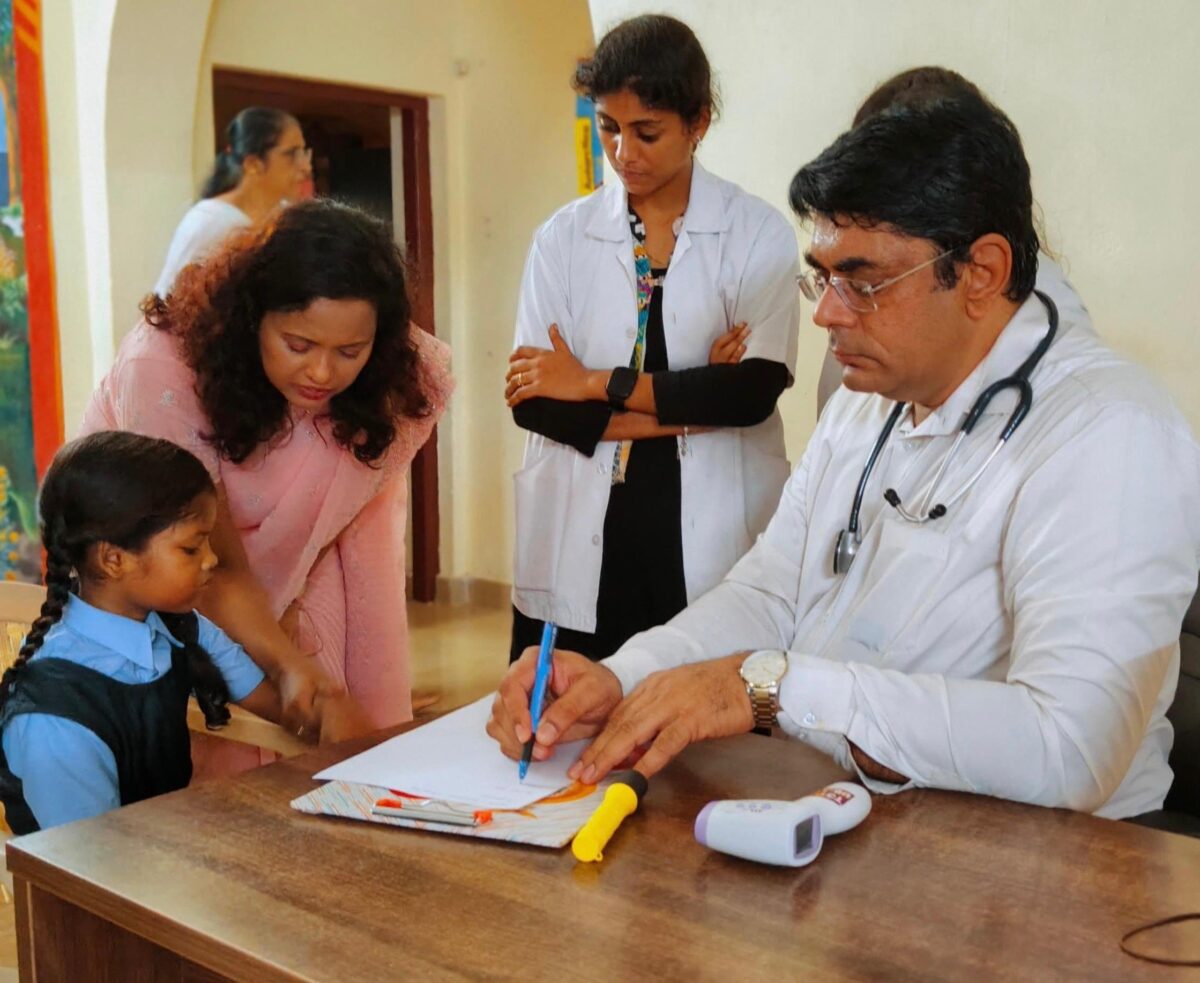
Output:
top-left (832, 528), bottom-right (859, 576)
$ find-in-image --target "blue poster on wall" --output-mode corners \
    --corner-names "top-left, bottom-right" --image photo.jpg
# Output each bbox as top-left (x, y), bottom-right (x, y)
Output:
top-left (574, 94), bottom-right (604, 196)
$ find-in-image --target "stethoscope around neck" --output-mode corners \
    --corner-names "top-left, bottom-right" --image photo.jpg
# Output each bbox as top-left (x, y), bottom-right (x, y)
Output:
top-left (832, 290), bottom-right (1059, 575)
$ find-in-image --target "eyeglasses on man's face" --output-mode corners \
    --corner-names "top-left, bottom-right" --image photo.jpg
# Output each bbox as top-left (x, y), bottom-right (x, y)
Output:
top-left (797, 248), bottom-right (956, 313)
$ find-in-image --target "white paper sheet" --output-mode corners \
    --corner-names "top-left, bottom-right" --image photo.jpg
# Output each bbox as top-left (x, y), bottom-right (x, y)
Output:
top-left (313, 696), bottom-right (586, 809)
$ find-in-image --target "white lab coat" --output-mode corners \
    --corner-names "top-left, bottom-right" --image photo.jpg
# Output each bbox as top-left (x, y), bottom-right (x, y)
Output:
top-left (512, 162), bottom-right (801, 632)
top-left (605, 268), bottom-right (1200, 819)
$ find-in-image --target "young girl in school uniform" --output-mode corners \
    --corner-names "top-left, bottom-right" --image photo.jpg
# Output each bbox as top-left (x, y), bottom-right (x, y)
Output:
top-left (0, 432), bottom-right (331, 833)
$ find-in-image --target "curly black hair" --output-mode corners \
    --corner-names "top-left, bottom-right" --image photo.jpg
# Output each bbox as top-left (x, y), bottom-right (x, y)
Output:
top-left (142, 199), bottom-right (431, 466)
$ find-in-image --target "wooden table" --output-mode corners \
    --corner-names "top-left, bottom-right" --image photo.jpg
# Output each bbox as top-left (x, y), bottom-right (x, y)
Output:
top-left (8, 728), bottom-right (1200, 981)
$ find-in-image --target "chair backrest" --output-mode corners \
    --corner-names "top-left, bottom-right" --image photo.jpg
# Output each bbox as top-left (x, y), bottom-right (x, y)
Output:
top-left (0, 581), bottom-right (44, 673)
top-left (1166, 582), bottom-right (1200, 816)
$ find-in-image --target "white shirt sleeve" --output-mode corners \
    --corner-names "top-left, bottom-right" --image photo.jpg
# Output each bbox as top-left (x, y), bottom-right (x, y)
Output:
top-left (789, 405), bottom-right (1198, 812)
top-left (513, 222), bottom-right (573, 351)
top-left (605, 402), bottom-right (1200, 815)
top-left (785, 405), bottom-right (1198, 812)
top-left (154, 202), bottom-right (251, 297)
top-left (602, 446), bottom-right (816, 694)
top-left (733, 210), bottom-right (801, 379)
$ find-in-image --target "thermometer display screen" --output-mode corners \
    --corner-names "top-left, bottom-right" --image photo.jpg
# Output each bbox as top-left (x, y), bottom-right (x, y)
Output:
top-left (794, 817), bottom-right (817, 856)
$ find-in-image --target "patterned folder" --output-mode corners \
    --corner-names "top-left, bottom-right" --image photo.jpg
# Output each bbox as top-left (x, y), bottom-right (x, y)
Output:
top-left (290, 778), bottom-right (609, 848)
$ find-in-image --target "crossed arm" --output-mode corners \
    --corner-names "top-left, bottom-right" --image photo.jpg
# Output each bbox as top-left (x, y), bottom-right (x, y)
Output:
top-left (507, 323), bottom-right (787, 455)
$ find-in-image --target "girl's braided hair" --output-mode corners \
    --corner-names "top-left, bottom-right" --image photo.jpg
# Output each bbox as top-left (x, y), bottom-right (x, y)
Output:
top-left (0, 431), bottom-right (231, 725)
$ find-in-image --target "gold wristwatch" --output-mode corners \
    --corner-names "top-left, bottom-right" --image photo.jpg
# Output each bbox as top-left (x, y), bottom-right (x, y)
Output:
top-left (739, 651), bottom-right (789, 729)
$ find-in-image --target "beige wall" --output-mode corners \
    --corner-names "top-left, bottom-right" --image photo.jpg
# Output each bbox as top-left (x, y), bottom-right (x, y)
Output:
top-left (199, 0), bottom-right (593, 583)
top-left (44, 0), bottom-right (593, 585)
top-left (45, 0), bottom-right (214, 432)
top-left (108, 2), bottom-right (214, 352)
top-left (52, 1), bottom-right (1189, 590)
top-left (590, 0), bottom-right (1200, 461)
top-left (42, 0), bottom-right (113, 433)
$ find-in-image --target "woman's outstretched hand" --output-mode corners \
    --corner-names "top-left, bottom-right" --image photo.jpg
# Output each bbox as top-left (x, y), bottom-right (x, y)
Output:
top-left (315, 692), bottom-right (375, 744)
top-left (277, 656), bottom-right (342, 735)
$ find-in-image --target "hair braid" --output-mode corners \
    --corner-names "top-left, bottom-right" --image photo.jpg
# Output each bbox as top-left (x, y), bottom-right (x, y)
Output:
top-left (156, 612), bottom-right (231, 730)
top-left (0, 517), bottom-right (75, 708)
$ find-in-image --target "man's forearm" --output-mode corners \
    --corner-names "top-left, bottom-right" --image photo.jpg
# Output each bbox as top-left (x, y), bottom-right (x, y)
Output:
top-left (849, 741), bottom-right (909, 784)
top-left (603, 578), bottom-right (797, 697)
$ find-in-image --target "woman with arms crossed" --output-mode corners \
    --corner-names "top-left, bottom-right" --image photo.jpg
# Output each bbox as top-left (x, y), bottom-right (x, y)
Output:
top-left (506, 14), bottom-right (800, 665)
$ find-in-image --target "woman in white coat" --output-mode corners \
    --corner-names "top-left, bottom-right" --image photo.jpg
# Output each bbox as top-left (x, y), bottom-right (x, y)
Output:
top-left (505, 14), bottom-right (800, 662)
top-left (154, 107), bottom-right (311, 297)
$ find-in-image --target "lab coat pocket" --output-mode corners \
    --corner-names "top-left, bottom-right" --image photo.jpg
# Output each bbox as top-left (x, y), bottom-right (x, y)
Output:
top-left (512, 452), bottom-right (572, 593)
top-left (742, 443), bottom-right (791, 542)
top-left (844, 518), bottom-right (950, 659)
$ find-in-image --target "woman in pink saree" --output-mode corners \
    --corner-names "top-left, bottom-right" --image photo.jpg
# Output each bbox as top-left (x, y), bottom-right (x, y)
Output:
top-left (81, 200), bottom-right (453, 776)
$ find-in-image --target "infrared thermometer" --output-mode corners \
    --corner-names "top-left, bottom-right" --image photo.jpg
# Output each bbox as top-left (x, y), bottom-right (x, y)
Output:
top-left (693, 781), bottom-right (871, 867)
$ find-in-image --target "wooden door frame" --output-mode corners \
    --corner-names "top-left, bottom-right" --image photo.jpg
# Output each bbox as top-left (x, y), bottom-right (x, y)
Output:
top-left (212, 68), bottom-right (441, 601)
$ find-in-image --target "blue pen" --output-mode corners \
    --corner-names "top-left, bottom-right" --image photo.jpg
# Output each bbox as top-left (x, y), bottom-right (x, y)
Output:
top-left (519, 621), bottom-right (558, 781)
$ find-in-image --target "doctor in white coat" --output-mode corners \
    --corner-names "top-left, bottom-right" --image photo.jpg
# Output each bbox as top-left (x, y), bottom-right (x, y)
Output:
top-left (505, 14), bottom-right (800, 663)
top-left (490, 87), bottom-right (1200, 821)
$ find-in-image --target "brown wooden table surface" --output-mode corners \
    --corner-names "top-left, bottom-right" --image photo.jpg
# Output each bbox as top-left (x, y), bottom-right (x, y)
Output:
top-left (8, 724), bottom-right (1200, 982)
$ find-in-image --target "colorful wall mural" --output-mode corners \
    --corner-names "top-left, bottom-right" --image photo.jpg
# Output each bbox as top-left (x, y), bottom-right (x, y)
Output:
top-left (0, 0), bottom-right (62, 583)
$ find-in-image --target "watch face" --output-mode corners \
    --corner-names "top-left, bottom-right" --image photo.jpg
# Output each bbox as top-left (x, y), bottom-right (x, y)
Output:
top-left (607, 366), bottom-right (638, 403)
top-left (741, 651), bottom-right (788, 687)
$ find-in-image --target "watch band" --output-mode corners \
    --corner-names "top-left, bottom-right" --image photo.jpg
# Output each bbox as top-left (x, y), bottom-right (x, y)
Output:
top-left (747, 683), bottom-right (780, 729)
top-left (606, 366), bottom-right (638, 411)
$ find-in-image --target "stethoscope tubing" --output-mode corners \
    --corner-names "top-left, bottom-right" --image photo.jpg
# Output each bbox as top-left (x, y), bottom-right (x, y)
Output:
top-left (839, 290), bottom-right (1059, 563)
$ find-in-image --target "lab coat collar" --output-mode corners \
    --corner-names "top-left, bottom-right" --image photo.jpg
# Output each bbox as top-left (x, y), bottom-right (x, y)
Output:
top-left (584, 160), bottom-right (730, 242)
top-left (898, 289), bottom-right (1058, 438)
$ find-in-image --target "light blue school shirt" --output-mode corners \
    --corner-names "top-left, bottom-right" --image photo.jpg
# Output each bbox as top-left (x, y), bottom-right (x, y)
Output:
top-left (1, 595), bottom-right (264, 830)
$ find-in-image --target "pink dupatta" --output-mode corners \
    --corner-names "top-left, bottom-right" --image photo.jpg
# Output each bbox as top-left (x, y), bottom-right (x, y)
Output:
top-left (80, 321), bottom-right (453, 763)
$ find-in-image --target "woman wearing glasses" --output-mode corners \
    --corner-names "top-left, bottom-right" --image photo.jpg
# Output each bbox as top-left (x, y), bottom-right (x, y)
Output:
top-left (154, 107), bottom-right (312, 297)
top-left (504, 14), bottom-right (800, 664)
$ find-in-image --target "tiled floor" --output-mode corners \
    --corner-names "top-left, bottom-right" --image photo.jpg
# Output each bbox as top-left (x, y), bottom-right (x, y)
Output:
top-left (408, 597), bottom-right (512, 713)
top-left (0, 599), bottom-right (512, 972)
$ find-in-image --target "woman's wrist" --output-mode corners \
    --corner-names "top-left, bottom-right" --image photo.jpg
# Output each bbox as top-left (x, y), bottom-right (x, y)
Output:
top-left (585, 369), bottom-right (611, 402)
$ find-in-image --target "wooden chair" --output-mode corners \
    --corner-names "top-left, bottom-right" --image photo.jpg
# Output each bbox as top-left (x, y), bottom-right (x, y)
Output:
top-left (186, 702), bottom-right (308, 757)
top-left (1128, 582), bottom-right (1200, 836)
top-left (0, 581), bottom-right (308, 760)
top-left (0, 582), bottom-right (44, 672)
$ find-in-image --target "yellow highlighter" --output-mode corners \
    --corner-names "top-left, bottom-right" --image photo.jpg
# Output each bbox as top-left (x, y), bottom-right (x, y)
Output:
top-left (571, 770), bottom-right (648, 863)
